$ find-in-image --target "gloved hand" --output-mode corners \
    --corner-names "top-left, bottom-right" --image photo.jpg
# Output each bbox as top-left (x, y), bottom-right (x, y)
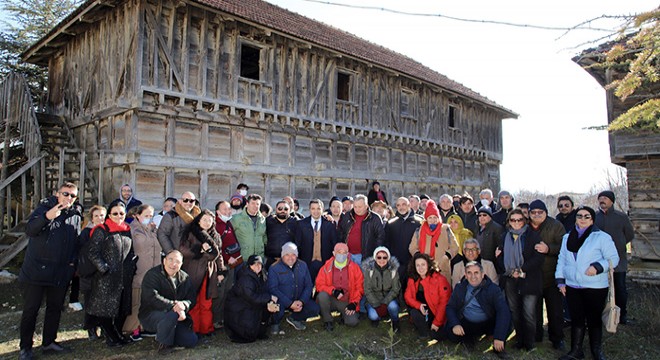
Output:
top-left (346, 302), bottom-right (357, 312)
top-left (332, 289), bottom-right (345, 298)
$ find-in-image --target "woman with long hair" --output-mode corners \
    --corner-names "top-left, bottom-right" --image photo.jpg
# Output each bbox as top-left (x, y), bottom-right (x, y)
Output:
top-left (78, 205), bottom-right (106, 340)
top-left (179, 209), bottom-right (224, 336)
top-left (87, 200), bottom-right (135, 347)
top-left (404, 253), bottom-right (452, 339)
top-left (556, 206), bottom-right (619, 360)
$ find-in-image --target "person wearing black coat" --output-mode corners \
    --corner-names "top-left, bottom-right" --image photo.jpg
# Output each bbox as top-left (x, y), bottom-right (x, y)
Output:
top-left (555, 196), bottom-right (577, 234)
top-left (295, 200), bottom-right (338, 282)
top-left (495, 209), bottom-right (544, 351)
top-left (338, 195), bottom-right (384, 264)
top-left (384, 197), bottom-right (422, 295)
top-left (87, 201), bottom-right (136, 347)
top-left (139, 250), bottom-right (198, 354)
top-left (265, 200), bottom-right (298, 268)
top-left (445, 261), bottom-right (511, 355)
top-left (19, 183), bottom-right (83, 358)
top-left (225, 255), bottom-right (278, 343)
top-left (367, 181), bottom-right (388, 205)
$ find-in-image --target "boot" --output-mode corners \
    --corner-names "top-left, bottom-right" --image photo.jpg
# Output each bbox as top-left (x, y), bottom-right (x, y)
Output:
top-left (588, 326), bottom-right (606, 360)
top-left (559, 326), bottom-right (585, 360)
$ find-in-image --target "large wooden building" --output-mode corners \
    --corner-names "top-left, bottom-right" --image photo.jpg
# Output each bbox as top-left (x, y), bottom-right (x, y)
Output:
top-left (22, 0), bottom-right (516, 209)
top-left (575, 39), bottom-right (660, 282)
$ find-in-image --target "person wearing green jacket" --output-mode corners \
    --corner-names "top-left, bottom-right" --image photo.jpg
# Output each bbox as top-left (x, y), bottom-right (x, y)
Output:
top-left (361, 246), bottom-right (401, 331)
top-left (231, 194), bottom-right (267, 259)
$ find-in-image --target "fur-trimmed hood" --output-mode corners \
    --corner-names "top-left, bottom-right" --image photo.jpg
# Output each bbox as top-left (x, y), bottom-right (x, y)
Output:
top-left (361, 255), bottom-right (400, 273)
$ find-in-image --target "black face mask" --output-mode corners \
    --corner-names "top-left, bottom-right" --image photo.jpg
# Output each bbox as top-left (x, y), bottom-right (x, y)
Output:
top-left (230, 203), bottom-right (242, 210)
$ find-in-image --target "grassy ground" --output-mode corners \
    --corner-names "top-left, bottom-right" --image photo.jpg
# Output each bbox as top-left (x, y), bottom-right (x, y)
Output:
top-left (0, 272), bottom-right (658, 360)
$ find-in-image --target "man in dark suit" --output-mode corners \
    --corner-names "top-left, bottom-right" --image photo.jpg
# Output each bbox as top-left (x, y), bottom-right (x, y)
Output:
top-left (295, 199), bottom-right (338, 282)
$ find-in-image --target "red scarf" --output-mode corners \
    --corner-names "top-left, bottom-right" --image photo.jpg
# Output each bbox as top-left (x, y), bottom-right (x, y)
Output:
top-left (90, 218), bottom-right (130, 237)
top-left (418, 222), bottom-right (442, 258)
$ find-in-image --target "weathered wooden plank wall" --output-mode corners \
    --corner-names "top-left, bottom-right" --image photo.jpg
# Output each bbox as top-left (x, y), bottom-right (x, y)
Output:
top-left (47, 0), bottom-right (510, 209)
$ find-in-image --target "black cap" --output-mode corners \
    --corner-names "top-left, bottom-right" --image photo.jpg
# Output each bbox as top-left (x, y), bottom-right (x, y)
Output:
top-left (247, 255), bottom-right (263, 266)
top-left (341, 196), bottom-right (354, 202)
top-left (420, 194), bottom-right (430, 200)
top-left (529, 199), bottom-right (548, 213)
top-left (477, 206), bottom-right (493, 217)
top-left (598, 190), bottom-right (615, 203)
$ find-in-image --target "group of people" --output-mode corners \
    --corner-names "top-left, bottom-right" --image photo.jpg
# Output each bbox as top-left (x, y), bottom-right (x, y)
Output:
top-left (16, 181), bottom-right (633, 360)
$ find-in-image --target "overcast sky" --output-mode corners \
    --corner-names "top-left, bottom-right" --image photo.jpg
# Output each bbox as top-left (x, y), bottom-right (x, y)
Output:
top-left (264, 0), bottom-right (656, 194)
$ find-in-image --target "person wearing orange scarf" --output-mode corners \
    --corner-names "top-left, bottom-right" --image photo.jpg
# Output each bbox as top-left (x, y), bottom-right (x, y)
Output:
top-left (409, 200), bottom-right (459, 283)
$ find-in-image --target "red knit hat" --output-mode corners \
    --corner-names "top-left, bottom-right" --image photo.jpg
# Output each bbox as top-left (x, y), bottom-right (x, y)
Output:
top-left (424, 199), bottom-right (441, 220)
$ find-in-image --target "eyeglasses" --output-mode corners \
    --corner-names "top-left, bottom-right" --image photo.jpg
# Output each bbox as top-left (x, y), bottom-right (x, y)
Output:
top-left (464, 248), bottom-right (479, 253)
top-left (60, 192), bottom-right (77, 198)
top-left (576, 214), bottom-right (592, 219)
top-left (529, 210), bottom-right (545, 216)
top-left (277, 207), bottom-right (289, 211)
top-left (182, 198), bottom-right (196, 204)
top-left (478, 214), bottom-right (490, 217)
top-left (509, 218), bottom-right (525, 223)
top-left (110, 212), bottom-right (126, 216)
top-left (557, 204), bottom-right (571, 209)
top-left (376, 256), bottom-right (388, 260)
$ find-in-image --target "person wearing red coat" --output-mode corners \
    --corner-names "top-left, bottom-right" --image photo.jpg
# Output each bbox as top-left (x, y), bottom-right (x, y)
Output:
top-left (405, 253), bottom-right (452, 339)
top-left (315, 243), bottom-right (364, 331)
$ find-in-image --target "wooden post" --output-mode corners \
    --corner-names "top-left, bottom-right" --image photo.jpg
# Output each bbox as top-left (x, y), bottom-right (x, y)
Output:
top-left (21, 172), bottom-right (27, 222)
top-left (40, 157), bottom-right (46, 199)
top-left (79, 150), bottom-right (86, 205)
top-left (98, 150), bottom-right (104, 205)
top-left (59, 147), bottom-right (65, 187)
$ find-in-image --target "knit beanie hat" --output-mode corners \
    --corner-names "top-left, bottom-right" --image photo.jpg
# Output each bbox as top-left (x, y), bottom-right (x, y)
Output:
top-left (598, 190), bottom-right (615, 203)
top-left (281, 242), bottom-right (298, 257)
top-left (477, 206), bottom-right (493, 217)
top-left (373, 246), bottom-right (391, 260)
top-left (424, 200), bottom-right (441, 219)
top-left (529, 199), bottom-right (548, 213)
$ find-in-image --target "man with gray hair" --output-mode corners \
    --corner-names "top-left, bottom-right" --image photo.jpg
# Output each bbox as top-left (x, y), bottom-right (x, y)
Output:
top-left (476, 189), bottom-right (498, 212)
top-left (339, 194), bottom-right (384, 265)
top-left (438, 194), bottom-right (457, 223)
top-left (445, 261), bottom-right (511, 358)
top-left (408, 195), bottom-right (421, 214)
top-left (451, 239), bottom-right (498, 288)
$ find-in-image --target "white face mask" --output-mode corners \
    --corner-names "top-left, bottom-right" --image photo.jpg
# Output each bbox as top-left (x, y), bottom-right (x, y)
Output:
top-left (220, 214), bottom-right (232, 223)
top-left (140, 218), bottom-right (151, 226)
top-left (239, 189), bottom-right (247, 196)
top-left (480, 199), bottom-right (490, 207)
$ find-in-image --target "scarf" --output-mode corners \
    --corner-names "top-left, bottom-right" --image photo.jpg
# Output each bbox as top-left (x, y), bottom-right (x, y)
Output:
top-left (175, 202), bottom-right (201, 225)
top-left (567, 225), bottom-right (595, 253)
top-left (419, 221), bottom-right (442, 258)
top-left (503, 225), bottom-right (527, 275)
top-left (90, 218), bottom-right (130, 237)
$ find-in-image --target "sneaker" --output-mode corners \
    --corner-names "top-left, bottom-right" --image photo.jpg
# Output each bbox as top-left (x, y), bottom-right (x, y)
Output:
top-left (324, 321), bottom-right (334, 332)
top-left (286, 317), bottom-right (307, 331)
top-left (129, 333), bottom-right (143, 342)
top-left (19, 348), bottom-right (33, 360)
top-left (42, 341), bottom-right (72, 354)
top-left (270, 324), bottom-right (285, 335)
top-left (141, 331), bottom-right (156, 338)
top-left (68, 302), bottom-right (83, 311)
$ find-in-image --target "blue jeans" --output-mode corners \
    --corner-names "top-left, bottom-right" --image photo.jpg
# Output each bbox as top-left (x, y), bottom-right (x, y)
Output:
top-left (366, 300), bottom-right (399, 321)
top-left (349, 253), bottom-right (366, 312)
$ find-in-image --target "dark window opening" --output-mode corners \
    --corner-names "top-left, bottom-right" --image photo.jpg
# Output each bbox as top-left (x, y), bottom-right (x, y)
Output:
top-left (448, 105), bottom-right (457, 128)
top-left (240, 44), bottom-right (261, 80)
top-left (337, 72), bottom-right (350, 101)
top-left (401, 90), bottom-right (411, 116)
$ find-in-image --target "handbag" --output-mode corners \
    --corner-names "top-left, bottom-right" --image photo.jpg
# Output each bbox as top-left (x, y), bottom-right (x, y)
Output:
top-left (602, 259), bottom-right (620, 334)
top-left (224, 243), bottom-right (243, 268)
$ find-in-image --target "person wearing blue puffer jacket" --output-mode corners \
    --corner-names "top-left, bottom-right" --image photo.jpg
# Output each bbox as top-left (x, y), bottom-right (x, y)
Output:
top-left (555, 205), bottom-right (619, 360)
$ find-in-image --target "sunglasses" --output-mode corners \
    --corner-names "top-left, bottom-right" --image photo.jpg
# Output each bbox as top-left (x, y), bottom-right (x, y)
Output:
top-left (478, 214), bottom-right (490, 217)
top-left (557, 204), bottom-right (571, 209)
top-left (576, 214), bottom-right (592, 220)
top-left (509, 218), bottom-right (525, 223)
top-left (182, 198), bottom-right (196, 204)
top-left (277, 207), bottom-right (289, 211)
top-left (60, 191), bottom-right (77, 198)
top-left (376, 256), bottom-right (388, 260)
top-left (111, 212), bottom-right (126, 216)
top-left (529, 210), bottom-right (545, 215)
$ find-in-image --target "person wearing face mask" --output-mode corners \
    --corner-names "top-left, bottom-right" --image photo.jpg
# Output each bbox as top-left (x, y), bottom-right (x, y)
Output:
top-left (229, 194), bottom-right (245, 215)
top-left (214, 200), bottom-right (241, 329)
top-left (124, 204), bottom-right (162, 340)
top-left (315, 243), bottom-right (364, 331)
top-left (409, 200), bottom-right (459, 284)
top-left (476, 189), bottom-right (498, 212)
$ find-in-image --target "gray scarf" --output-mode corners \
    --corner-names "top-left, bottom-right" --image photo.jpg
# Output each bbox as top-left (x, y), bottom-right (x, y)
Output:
top-left (503, 225), bottom-right (527, 276)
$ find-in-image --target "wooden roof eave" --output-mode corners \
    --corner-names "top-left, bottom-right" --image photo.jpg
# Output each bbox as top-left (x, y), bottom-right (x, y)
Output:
top-left (21, 0), bottom-right (109, 65)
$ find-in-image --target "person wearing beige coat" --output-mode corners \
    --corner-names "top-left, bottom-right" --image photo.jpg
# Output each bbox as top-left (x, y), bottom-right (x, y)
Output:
top-left (409, 200), bottom-right (459, 284)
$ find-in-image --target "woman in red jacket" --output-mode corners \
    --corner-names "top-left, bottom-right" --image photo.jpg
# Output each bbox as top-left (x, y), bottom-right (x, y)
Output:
top-left (405, 253), bottom-right (452, 339)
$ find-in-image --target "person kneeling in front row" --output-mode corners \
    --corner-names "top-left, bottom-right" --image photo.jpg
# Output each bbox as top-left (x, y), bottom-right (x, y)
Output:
top-left (445, 261), bottom-right (511, 358)
top-left (139, 250), bottom-right (198, 355)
